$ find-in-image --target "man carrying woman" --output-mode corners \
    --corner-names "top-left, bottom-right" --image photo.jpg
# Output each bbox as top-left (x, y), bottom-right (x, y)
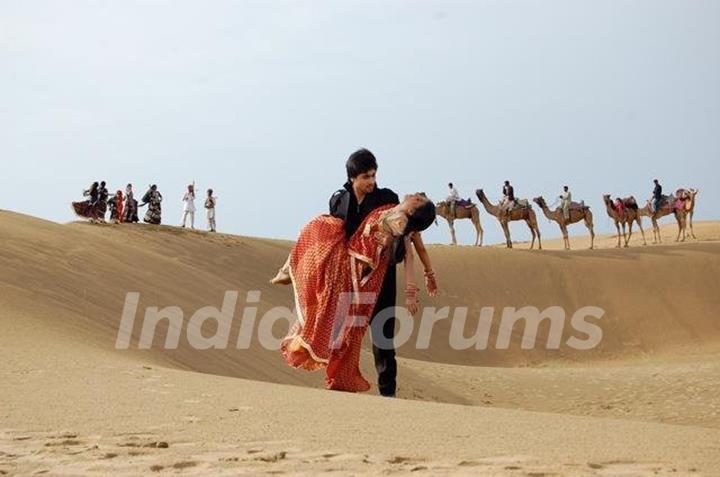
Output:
top-left (271, 149), bottom-right (437, 396)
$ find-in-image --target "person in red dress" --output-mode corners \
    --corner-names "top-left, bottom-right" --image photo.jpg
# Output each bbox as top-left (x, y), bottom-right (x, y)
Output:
top-left (271, 193), bottom-right (436, 393)
top-left (614, 197), bottom-right (626, 218)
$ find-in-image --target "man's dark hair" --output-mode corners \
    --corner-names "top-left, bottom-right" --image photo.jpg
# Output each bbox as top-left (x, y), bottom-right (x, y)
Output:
top-left (504, 180), bottom-right (510, 185)
top-left (405, 200), bottom-right (436, 233)
top-left (448, 182), bottom-right (453, 188)
top-left (654, 179), bottom-right (659, 183)
top-left (346, 148), bottom-right (378, 179)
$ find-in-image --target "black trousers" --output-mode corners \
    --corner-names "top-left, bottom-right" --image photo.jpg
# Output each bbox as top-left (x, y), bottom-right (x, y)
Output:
top-left (369, 264), bottom-right (397, 396)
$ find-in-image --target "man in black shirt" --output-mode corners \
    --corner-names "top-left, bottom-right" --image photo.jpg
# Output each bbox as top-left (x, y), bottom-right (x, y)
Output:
top-left (328, 148), bottom-right (403, 397)
top-left (502, 180), bottom-right (515, 216)
top-left (652, 179), bottom-right (663, 214)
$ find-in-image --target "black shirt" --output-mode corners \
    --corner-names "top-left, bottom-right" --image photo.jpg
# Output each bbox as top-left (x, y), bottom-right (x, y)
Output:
top-left (503, 185), bottom-right (515, 201)
top-left (329, 181), bottom-right (405, 264)
top-left (88, 188), bottom-right (99, 204)
top-left (653, 183), bottom-right (663, 199)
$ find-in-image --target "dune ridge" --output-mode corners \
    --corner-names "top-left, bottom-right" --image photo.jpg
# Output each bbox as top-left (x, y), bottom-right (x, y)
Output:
top-left (2, 209), bottom-right (720, 475)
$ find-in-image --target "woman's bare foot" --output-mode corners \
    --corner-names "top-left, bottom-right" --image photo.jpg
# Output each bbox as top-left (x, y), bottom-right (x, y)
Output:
top-left (287, 336), bottom-right (303, 352)
top-left (270, 268), bottom-right (291, 285)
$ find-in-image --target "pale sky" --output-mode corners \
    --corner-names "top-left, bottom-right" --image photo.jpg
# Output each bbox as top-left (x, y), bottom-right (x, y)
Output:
top-left (2, 0), bottom-right (718, 245)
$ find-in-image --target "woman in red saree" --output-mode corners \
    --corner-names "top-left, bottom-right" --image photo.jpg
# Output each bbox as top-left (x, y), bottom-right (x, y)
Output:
top-left (108, 190), bottom-right (124, 224)
top-left (272, 194), bottom-right (436, 392)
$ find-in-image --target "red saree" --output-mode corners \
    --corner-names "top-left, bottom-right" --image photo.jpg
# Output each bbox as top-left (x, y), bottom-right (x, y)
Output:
top-left (281, 204), bottom-right (395, 392)
top-left (117, 191), bottom-right (125, 222)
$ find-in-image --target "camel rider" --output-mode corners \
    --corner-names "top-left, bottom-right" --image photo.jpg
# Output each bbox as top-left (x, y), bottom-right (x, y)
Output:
top-left (502, 180), bottom-right (515, 215)
top-left (614, 197), bottom-right (625, 218)
top-left (560, 185), bottom-right (572, 220)
top-left (652, 179), bottom-right (663, 213)
top-left (447, 182), bottom-right (460, 218)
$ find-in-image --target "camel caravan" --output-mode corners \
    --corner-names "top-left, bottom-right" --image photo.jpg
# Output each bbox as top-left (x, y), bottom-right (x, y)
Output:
top-left (433, 181), bottom-right (698, 251)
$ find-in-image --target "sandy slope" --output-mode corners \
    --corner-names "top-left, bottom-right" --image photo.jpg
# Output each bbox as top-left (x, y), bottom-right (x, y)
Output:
top-left (1, 210), bottom-right (720, 475)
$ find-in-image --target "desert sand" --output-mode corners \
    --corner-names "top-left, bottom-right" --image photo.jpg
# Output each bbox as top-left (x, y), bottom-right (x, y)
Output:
top-left (2, 209), bottom-right (719, 476)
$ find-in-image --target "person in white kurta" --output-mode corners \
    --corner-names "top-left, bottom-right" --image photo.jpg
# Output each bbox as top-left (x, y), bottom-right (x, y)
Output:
top-left (447, 182), bottom-right (461, 218)
top-left (182, 184), bottom-right (196, 229)
top-left (205, 188), bottom-right (217, 232)
top-left (560, 186), bottom-right (572, 220)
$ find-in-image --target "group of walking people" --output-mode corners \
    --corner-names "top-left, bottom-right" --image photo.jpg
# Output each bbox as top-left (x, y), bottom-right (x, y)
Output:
top-left (72, 181), bottom-right (217, 232)
top-left (72, 181), bottom-right (143, 224)
top-left (180, 183), bottom-right (217, 232)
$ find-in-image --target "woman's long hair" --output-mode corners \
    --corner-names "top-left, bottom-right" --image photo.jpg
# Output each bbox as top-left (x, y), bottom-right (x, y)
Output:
top-left (405, 199), bottom-right (436, 233)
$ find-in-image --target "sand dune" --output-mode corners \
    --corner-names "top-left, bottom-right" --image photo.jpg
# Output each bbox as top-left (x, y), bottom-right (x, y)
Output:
top-left (2, 209), bottom-right (720, 475)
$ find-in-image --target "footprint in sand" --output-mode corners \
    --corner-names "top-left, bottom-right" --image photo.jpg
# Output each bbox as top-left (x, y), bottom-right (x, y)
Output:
top-left (44, 439), bottom-right (83, 447)
top-left (113, 430), bottom-right (162, 437)
top-left (148, 461), bottom-right (199, 472)
top-left (49, 432), bottom-right (79, 439)
top-left (387, 456), bottom-right (420, 465)
top-left (118, 439), bottom-right (169, 449)
top-left (254, 451), bottom-right (287, 463)
top-left (144, 441), bottom-right (169, 449)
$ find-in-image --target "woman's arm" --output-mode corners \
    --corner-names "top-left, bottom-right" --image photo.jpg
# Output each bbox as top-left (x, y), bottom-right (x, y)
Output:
top-left (410, 232), bottom-right (438, 297)
top-left (403, 236), bottom-right (419, 316)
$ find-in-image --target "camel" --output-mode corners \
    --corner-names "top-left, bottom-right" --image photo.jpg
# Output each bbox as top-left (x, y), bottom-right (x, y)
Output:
top-left (475, 189), bottom-right (542, 249)
top-left (533, 196), bottom-right (595, 250)
top-left (638, 192), bottom-right (688, 243)
top-left (434, 201), bottom-right (484, 246)
top-left (602, 194), bottom-right (647, 248)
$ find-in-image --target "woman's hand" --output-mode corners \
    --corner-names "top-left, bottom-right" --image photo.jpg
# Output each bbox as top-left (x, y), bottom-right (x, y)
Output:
top-left (424, 270), bottom-right (438, 297)
top-left (405, 283), bottom-right (420, 316)
top-left (410, 233), bottom-right (437, 297)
